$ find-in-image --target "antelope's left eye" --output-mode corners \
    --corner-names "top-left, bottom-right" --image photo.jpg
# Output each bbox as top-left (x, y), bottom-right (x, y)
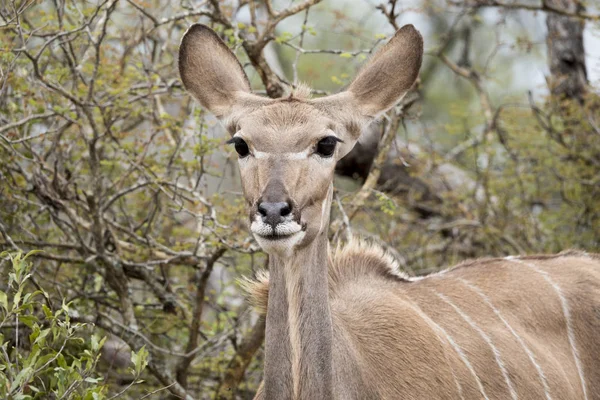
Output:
top-left (227, 137), bottom-right (250, 158)
top-left (315, 136), bottom-right (341, 158)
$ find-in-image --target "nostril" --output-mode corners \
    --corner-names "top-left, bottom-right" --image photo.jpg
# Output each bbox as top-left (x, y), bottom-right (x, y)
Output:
top-left (280, 203), bottom-right (291, 217)
top-left (258, 202), bottom-right (292, 225)
top-left (258, 203), bottom-right (268, 217)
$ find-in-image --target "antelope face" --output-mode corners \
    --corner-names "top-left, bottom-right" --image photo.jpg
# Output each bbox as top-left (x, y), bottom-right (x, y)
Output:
top-left (229, 101), bottom-right (351, 254)
top-left (179, 24), bottom-right (423, 256)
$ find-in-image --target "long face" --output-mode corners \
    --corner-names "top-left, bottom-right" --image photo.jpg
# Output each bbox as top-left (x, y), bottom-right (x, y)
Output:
top-left (230, 100), bottom-right (349, 254)
top-left (179, 24), bottom-right (423, 256)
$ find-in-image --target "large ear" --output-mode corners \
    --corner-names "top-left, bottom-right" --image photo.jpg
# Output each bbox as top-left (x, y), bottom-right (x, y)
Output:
top-left (179, 24), bottom-right (251, 118)
top-left (348, 24), bottom-right (423, 117)
top-left (313, 24), bottom-right (423, 126)
top-left (310, 25), bottom-right (422, 158)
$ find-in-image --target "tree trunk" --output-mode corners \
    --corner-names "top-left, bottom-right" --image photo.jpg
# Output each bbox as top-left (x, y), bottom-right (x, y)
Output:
top-left (216, 317), bottom-right (266, 399)
top-left (544, 0), bottom-right (588, 101)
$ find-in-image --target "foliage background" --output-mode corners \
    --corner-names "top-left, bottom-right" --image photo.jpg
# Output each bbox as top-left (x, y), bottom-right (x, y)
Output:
top-left (0, 0), bottom-right (599, 398)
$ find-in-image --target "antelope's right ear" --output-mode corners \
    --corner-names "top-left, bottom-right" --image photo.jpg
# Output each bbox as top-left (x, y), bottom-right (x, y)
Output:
top-left (179, 24), bottom-right (251, 118)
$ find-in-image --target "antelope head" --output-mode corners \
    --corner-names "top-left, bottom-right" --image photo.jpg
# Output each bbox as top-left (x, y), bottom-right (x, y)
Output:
top-left (179, 24), bottom-right (423, 256)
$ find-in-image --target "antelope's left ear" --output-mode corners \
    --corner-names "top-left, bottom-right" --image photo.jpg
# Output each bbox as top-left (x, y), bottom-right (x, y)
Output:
top-left (346, 24), bottom-right (423, 117)
top-left (311, 24), bottom-right (423, 156)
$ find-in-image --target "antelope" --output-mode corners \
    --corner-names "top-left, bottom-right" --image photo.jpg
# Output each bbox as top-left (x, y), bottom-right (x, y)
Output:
top-left (179, 23), bottom-right (600, 399)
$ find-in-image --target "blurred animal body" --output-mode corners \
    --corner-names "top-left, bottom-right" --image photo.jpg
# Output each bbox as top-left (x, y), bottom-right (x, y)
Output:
top-left (179, 23), bottom-right (600, 400)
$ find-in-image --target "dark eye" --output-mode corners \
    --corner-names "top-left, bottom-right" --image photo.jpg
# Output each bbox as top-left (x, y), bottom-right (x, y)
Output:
top-left (227, 137), bottom-right (250, 158)
top-left (316, 136), bottom-right (341, 158)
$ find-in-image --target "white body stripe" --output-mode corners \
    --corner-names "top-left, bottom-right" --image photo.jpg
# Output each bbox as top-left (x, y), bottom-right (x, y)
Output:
top-left (506, 257), bottom-right (588, 400)
top-left (408, 267), bottom-right (451, 282)
top-left (404, 297), bottom-right (487, 400)
top-left (319, 185), bottom-right (333, 233)
top-left (458, 278), bottom-right (553, 400)
top-left (434, 290), bottom-right (518, 400)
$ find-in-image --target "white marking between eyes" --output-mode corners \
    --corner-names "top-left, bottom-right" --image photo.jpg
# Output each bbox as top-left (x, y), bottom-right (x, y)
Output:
top-left (505, 257), bottom-right (588, 400)
top-left (458, 278), bottom-right (552, 400)
top-left (253, 150), bottom-right (311, 160)
top-left (434, 290), bottom-right (518, 400)
top-left (404, 296), bottom-right (483, 400)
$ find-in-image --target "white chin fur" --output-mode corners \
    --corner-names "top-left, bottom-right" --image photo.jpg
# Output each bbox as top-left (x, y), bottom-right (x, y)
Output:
top-left (250, 217), bottom-right (305, 255)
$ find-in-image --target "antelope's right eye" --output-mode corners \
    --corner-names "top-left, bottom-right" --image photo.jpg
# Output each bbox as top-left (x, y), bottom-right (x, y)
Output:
top-left (227, 137), bottom-right (250, 158)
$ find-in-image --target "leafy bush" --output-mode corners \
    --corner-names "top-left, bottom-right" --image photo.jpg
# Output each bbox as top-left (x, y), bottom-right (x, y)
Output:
top-left (0, 251), bottom-right (148, 400)
top-left (1, 1), bottom-right (598, 398)
top-left (0, 251), bottom-right (106, 399)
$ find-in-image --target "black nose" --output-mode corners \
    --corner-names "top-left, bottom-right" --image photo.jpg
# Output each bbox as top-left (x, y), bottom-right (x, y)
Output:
top-left (258, 201), bottom-right (292, 227)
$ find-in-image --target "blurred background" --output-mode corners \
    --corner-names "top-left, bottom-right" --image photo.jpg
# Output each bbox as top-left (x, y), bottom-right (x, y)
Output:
top-left (0, 0), bottom-right (598, 398)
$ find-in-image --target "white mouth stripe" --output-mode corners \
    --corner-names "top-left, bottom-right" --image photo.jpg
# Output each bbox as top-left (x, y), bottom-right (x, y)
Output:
top-left (404, 297), bottom-right (485, 400)
top-left (434, 290), bottom-right (518, 400)
top-left (458, 278), bottom-right (552, 400)
top-left (505, 257), bottom-right (588, 400)
top-left (250, 215), bottom-right (303, 236)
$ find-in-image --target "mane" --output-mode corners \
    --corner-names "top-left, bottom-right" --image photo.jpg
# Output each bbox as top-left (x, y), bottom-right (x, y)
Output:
top-left (329, 238), bottom-right (410, 285)
top-left (239, 269), bottom-right (269, 315)
top-left (240, 238), bottom-right (408, 315)
top-left (285, 83), bottom-right (312, 101)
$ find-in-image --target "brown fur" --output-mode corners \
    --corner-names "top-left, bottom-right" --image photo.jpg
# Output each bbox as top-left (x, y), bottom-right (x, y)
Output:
top-left (244, 245), bottom-right (599, 313)
top-left (246, 244), bottom-right (600, 399)
top-left (178, 23), bottom-right (600, 400)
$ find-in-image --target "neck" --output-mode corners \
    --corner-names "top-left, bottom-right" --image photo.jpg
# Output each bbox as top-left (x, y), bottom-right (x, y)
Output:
top-left (263, 229), bottom-right (333, 399)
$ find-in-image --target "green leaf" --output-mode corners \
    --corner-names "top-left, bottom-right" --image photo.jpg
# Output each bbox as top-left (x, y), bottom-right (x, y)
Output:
top-left (34, 353), bottom-right (56, 370)
top-left (33, 328), bottom-right (50, 346)
top-left (11, 366), bottom-right (32, 392)
top-left (130, 346), bottom-right (148, 375)
top-left (57, 353), bottom-right (67, 369)
top-left (0, 290), bottom-right (7, 312)
top-left (339, 52), bottom-right (352, 58)
top-left (12, 286), bottom-right (23, 311)
top-left (18, 314), bottom-right (38, 329)
top-left (22, 250), bottom-right (43, 262)
top-left (23, 344), bottom-right (41, 369)
top-left (90, 335), bottom-right (106, 353)
top-left (41, 304), bottom-right (53, 319)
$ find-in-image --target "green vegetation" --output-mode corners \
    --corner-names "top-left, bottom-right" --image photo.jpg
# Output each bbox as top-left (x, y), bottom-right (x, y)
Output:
top-left (0, 0), bottom-right (598, 398)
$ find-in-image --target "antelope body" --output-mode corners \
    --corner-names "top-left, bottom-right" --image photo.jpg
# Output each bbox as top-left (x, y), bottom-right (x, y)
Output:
top-left (178, 23), bottom-right (600, 400)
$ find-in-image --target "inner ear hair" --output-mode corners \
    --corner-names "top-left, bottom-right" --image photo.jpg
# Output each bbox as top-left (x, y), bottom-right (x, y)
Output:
top-left (179, 24), bottom-right (251, 117)
top-left (348, 24), bottom-right (423, 117)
